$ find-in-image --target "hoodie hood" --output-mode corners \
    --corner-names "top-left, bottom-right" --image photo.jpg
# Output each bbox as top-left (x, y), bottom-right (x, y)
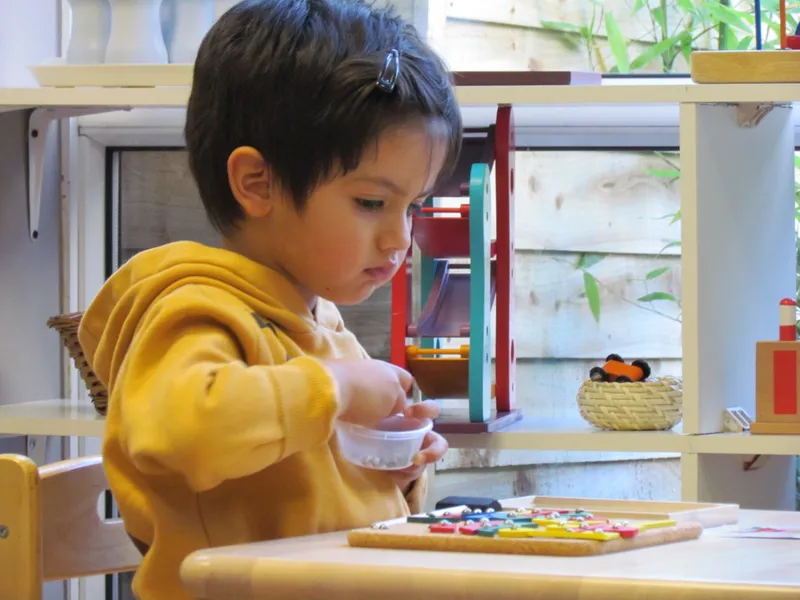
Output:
top-left (78, 241), bottom-right (344, 391)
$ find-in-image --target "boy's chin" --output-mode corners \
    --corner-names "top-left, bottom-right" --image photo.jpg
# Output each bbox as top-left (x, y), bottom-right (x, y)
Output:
top-left (322, 282), bottom-right (382, 306)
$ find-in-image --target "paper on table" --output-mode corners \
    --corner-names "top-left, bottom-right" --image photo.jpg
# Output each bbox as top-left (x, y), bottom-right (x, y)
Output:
top-left (721, 526), bottom-right (800, 540)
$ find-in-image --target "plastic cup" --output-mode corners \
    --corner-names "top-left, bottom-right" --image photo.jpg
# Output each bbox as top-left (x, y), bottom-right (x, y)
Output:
top-left (335, 415), bottom-right (433, 470)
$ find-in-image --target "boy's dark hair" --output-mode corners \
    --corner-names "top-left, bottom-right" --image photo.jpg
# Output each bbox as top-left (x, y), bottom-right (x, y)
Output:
top-left (185, 0), bottom-right (463, 234)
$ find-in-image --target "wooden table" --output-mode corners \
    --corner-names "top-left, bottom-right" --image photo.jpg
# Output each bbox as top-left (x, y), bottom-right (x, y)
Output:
top-left (180, 509), bottom-right (800, 599)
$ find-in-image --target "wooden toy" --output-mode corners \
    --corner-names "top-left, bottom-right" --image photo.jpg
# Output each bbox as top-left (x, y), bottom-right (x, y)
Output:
top-left (589, 353), bottom-right (651, 383)
top-left (389, 104), bottom-right (521, 433)
top-left (348, 495), bottom-right (739, 557)
top-left (691, 0), bottom-right (800, 84)
top-left (751, 298), bottom-right (800, 434)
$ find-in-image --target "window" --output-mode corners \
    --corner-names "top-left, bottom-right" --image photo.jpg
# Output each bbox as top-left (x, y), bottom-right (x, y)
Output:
top-left (442, 1), bottom-right (788, 75)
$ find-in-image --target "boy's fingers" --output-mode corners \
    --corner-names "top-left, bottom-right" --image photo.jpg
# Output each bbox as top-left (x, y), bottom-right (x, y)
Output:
top-left (387, 362), bottom-right (415, 393)
top-left (413, 432), bottom-right (448, 465)
top-left (404, 399), bottom-right (440, 420)
top-left (392, 393), bottom-right (410, 417)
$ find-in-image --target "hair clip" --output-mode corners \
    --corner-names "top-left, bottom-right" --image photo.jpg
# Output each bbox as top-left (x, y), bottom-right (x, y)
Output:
top-left (376, 48), bottom-right (400, 93)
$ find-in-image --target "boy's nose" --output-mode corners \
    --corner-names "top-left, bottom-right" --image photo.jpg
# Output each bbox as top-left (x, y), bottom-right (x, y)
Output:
top-left (379, 214), bottom-right (412, 253)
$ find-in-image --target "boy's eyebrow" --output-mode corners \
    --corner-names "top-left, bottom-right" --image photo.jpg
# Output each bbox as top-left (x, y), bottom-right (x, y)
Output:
top-left (353, 175), bottom-right (434, 199)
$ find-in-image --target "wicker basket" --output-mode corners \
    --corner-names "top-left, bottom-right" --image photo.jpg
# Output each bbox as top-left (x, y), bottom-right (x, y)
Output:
top-left (576, 376), bottom-right (683, 431)
top-left (47, 312), bottom-right (108, 415)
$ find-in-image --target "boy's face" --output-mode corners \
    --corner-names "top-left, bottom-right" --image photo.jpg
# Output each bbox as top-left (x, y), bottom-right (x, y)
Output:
top-left (229, 120), bottom-right (450, 307)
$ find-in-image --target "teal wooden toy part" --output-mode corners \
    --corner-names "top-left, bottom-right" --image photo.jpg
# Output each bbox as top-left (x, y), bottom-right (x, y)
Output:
top-left (468, 163), bottom-right (492, 422)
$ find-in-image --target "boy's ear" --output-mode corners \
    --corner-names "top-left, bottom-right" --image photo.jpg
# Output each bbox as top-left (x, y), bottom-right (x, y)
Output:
top-left (227, 147), bottom-right (274, 218)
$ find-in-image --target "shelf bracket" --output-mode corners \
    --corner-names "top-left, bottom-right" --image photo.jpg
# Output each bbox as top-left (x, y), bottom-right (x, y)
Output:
top-left (28, 106), bottom-right (125, 241)
top-left (25, 435), bottom-right (47, 466)
top-left (743, 454), bottom-right (770, 471)
top-left (735, 102), bottom-right (776, 128)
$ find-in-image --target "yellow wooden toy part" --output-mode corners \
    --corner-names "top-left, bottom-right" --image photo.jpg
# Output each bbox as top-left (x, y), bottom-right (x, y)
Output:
top-left (636, 519), bottom-right (676, 531)
top-left (497, 527), bottom-right (620, 541)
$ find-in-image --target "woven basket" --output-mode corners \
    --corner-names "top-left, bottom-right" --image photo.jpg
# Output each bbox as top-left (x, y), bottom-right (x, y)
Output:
top-left (47, 312), bottom-right (108, 416)
top-left (576, 376), bottom-right (683, 431)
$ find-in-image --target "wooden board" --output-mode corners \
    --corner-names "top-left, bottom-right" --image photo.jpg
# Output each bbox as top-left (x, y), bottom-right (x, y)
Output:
top-left (348, 520), bottom-right (702, 557)
top-left (505, 495), bottom-right (738, 528)
top-left (692, 50), bottom-right (800, 84)
top-left (348, 495), bottom-right (733, 557)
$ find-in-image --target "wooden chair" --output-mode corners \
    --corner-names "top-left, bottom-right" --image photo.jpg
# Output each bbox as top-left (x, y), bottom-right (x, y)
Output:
top-left (0, 453), bottom-right (142, 600)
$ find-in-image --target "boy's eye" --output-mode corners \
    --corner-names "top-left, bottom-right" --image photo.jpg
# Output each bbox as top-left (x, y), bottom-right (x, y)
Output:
top-left (355, 198), bottom-right (384, 211)
top-left (407, 203), bottom-right (423, 216)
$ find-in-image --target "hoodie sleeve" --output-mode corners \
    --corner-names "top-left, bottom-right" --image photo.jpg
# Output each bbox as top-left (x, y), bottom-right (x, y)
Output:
top-left (403, 468), bottom-right (429, 514)
top-left (105, 286), bottom-right (340, 493)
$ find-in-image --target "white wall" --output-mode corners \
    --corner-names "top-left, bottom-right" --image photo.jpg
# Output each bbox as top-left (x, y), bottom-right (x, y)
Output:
top-left (0, 1), bottom-right (62, 594)
top-left (0, 4), bottom-right (64, 596)
top-left (0, 0), bottom-right (62, 413)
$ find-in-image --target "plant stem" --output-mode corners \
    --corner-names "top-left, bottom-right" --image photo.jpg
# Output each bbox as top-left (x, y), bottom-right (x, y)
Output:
top-left (719, 0), bottom-right (731, 50)
top-left (548, 255), bottom-right (683, 324)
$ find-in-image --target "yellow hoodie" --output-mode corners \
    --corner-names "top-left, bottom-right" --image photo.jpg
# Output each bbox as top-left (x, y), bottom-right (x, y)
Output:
top-left (78, 241), bottom-right (426, 600)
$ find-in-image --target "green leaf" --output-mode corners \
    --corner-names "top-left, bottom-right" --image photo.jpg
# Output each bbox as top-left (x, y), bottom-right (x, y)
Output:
top-left (644, 168), bottom-right (681, 179)
top-left (630, 35), bottom-right (684, 71)
top-left (646, 267), bottom-right (671, 280)
top-left (678, 31), bottom-right (694, 65)
top-left (651, 6), bottom-right (667, 32)
top-left (637, 292), bottom-right (678, 303)
top-left (540, 20), bottom-right (582, 33)
top-left (723, 30), bottom-right (741, 50)
top-left (659, 240), bottom-right (682, 254)
top-left (576, 253), bottom-right (605, 270)
top-left (736, 36), bottom-right (753, 51)
top-left (604, 12), bottom-right (630, 73)
top-left (705, 2), bottom-right (751, 33)
top-left (583, 272), bottom-right (601, 323)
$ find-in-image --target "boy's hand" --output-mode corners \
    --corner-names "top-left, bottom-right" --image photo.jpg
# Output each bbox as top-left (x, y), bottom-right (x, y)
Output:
top-left (392, 400), bottom-right (449, 493)
top-left (326, 359), bottom-right (414, 427)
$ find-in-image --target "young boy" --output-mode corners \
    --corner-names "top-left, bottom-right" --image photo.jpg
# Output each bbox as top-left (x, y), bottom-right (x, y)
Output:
top-left (77, 0), bottom-right (462, 598)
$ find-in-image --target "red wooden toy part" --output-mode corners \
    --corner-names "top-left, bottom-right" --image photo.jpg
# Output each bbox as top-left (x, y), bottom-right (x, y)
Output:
top-left (412, 216), bottom-right (471, 258)
top-left (458, 523), bottom-right (484, 535)
top-left (773, 350), bottom-right (797, 415)
top-left (788, 35), bottom-right (800, 50)
top-left (609, 525), bottom-right (639, 539)
top-left (494, 104), bottom-right (516, 414)
top-left (779, 298), bottom-right (797, 341)
top-left (442, 511), bottom-right (466, 519)
top-left (389, 249), bottom-right (411, 370)
top-left (429, 522), bottom-right (460, 534)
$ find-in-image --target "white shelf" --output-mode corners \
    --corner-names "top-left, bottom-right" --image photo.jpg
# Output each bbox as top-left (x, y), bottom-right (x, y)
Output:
top-left (2, 400), bottom-right (796, 457)
top-left (445, 418), bottom-right (687, 452)
top-left (687, 432), bottom-right (800, 455)
top-left (0, 399), bottom-right (104, 438)
top-left (4, 79), bottom-right (800, 114)
top-left (445, 418), bottom-right (800, 455)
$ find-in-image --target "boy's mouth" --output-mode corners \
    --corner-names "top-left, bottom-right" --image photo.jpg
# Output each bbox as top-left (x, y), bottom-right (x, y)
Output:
top-left (364, 262), bottom-right (397, 282)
